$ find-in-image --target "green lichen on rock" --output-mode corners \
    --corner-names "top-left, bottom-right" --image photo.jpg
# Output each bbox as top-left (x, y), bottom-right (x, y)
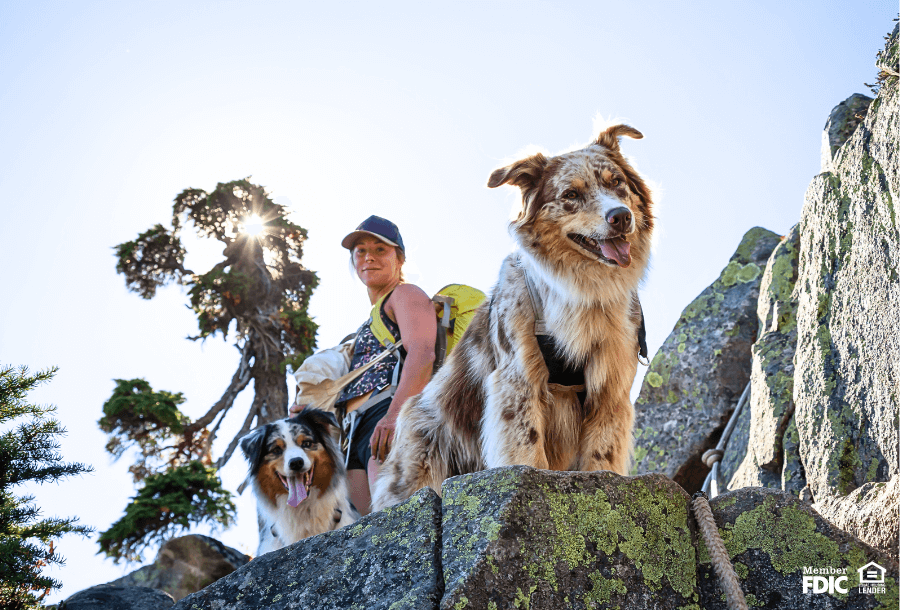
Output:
top-left (441, 467), bottom-right (700, 609)
top-left (697, 488), bottom-right (899, 610)
top-left (720, 261), bottom-right (762, 287)
top-left (791, 33), bottom-right (899, 554)
top-left (633, 227), bottom-right (779, 488)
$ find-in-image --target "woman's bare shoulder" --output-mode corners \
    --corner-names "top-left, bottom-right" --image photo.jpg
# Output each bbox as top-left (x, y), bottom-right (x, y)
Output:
top-left (390, 283), bottom-right (431, 303)
top-left (384, 283), bottom-right (433, 323)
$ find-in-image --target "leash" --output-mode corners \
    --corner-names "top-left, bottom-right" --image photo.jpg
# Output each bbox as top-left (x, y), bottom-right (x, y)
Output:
top-left (692, 491), bottom-right (749, 610)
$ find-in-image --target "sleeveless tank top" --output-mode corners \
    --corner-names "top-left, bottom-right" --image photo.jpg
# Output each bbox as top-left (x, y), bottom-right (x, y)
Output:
top-left (337, 294), bottom-right (403, 405)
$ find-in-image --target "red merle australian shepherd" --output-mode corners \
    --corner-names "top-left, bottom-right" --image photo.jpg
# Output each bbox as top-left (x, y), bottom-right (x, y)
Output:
top-left (373, 125), bottom-right (653, 509)
top-left (240, 409), bottom-right (357, 555)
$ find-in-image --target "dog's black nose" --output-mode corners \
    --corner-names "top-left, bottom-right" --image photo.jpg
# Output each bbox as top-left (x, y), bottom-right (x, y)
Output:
top-left (288, 457), bottom-right (306, 472)
top-left (606, 207), bottom-right (632, 231)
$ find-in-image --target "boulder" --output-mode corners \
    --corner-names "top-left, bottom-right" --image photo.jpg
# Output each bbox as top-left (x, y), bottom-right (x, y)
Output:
top-left (727, 225), bottom-right (802, 492)
top-left (793, 24), bottom-right (899, 554)
top-left (440, 466), bottom-right (699, 610)
top-left (698, 487), bottom-right (898, 610)
top-left (108, 534), bottom-right (250, 601)
top-left (173, 487), bottom-right (443, 610)
top-left (632, 226), bottom-right (780, 492)
top-left (821, 93), bottom-right (874, 173)
top-left (59, 584), bottom-right (174, 609)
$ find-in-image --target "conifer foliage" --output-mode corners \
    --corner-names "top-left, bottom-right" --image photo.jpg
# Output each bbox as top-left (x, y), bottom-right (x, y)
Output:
top-left (0, 365), bottom-right (92, 609)
top-left (100, 179), bottom-right (318, 562)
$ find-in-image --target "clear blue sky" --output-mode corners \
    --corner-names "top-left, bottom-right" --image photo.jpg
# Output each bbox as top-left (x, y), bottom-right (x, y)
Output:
top-left (0, 1), bottom-right (896, 602)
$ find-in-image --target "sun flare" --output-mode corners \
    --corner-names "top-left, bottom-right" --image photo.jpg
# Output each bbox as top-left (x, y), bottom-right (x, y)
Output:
top-left (243, 214), bottom-right (265, 236)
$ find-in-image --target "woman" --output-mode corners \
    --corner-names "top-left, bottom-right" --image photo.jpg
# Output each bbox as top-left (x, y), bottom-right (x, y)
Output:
top-left (296, 215), bottom-right (436, 515)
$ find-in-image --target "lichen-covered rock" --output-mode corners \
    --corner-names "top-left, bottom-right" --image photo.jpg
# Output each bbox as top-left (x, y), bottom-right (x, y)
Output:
top-left (108, 534), bottom-right (249, 601)
top-left (821, 94), bottom-right (874, 173)
top-left (794, 23), bottom-right (899, 555)
top-left (780, 416), bottom-right (810, 499)
top-left (698, 488), bottom-right (898, 610)
top-left (440, 466), bottom-right (699, 610)
top-left (59, 584), bottom-right (174, 609)
top-left (173, 487), bottom-right (443, 610)
top-left (728, 225), bottom-right (802, 492)
top-left (632, 227), bottom-right (780, 491)
top-left (813, 476), bottom-right (900, 557)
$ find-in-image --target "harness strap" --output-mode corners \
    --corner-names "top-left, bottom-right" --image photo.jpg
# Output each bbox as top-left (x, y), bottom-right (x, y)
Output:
top-left (524, 265), bottom-right (648, 363)
top-left (522, 268), bottom-right (549, 335)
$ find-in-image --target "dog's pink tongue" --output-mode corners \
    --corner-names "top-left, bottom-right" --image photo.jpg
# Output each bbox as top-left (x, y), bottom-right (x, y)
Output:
top-left (600, 238), bottom-right (632, 267)
top-left (286, 476), bottom-right (308, 507)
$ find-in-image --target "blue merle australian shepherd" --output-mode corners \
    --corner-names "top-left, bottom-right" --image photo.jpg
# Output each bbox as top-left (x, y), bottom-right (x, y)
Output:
top-left (240, 408), bottom-right (357, 555)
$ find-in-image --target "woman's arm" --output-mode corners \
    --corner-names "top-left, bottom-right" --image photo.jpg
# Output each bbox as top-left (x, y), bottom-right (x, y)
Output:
top-left (370, 283), bottom-right (437, 461)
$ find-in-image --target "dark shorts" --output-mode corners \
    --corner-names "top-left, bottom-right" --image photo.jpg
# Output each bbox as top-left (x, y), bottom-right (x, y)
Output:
top-left (345, 397), bottom-right (391, 471)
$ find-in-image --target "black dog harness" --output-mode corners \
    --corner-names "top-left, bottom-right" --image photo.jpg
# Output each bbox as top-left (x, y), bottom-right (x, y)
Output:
top-left (522, 269), bottom-right (648, 398)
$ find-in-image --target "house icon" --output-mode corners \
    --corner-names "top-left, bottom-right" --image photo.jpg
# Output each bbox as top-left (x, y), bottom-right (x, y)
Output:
top-left (858, 561), bottom-right (886, 585)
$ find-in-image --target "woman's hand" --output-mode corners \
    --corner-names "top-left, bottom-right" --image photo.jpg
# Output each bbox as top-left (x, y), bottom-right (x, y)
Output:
top-left (370, 409), bottom-right (398, 462)
top-left (289, 403), bottom-right (307, 416)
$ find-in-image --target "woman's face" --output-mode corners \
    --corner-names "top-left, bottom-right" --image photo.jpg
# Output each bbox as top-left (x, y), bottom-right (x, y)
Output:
top-left (352, 236), bottom-right (401, 289)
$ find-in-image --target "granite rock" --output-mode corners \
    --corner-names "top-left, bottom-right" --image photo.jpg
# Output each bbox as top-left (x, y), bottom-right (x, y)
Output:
top-left (108, 534), bottom-right (249, 601)
top-left (698, 488), bottom-right (898, 610)
top-left (632, 227), bottom-right (780, 492)
top-left (821, 94), bottom-right (874, 173)
top-left (59, 584), bottom-right (174, 609)
top-left (173, 487), bottom-right (443, 610)
top-left (440, 466), bottom-right (699, 610)
top-left (728, 225), bottom-right (802, 492)
top-left (794, 24), bottom-right (899, 554)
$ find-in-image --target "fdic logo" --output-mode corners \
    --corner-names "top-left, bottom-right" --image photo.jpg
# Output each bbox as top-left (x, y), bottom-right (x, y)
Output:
top-left (802, 562), bottom-right (887, 595)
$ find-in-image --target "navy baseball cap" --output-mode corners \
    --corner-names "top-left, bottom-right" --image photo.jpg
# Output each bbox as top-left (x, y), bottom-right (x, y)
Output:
top-left (341, 215), bottom-right (405, 253)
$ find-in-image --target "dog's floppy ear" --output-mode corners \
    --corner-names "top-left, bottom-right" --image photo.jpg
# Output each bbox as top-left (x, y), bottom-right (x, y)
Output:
top-left (489, 153), bottom-right (551, 226)
top-left (240, 425), bottom-right (269, 473)
top-left (595, 125), bottom-right (643, 152)
top-left (487, 153), bottom-right (549, 192)
top-left (302, 408), bottom-right (340, 435)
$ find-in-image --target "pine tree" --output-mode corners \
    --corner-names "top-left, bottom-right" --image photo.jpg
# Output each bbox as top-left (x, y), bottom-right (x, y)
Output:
top-left (99, 179), bottom-right (318, 562)
top-left (0, 365), bottom-right (92, 610)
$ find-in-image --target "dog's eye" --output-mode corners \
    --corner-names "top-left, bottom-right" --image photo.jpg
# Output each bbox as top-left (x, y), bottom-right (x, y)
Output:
top-left (610, 178), bottom-right (620, 188)
top-left (562, 190), bottom-right (579, 200)
top-left (301, 440), bottom-right (314, 449)
top-left (269, 445), bottom-right (283, 456)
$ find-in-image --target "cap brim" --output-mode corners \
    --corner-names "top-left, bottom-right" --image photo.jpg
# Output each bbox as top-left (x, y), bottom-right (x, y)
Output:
top-left (341, 230), bottom-right (400, 250)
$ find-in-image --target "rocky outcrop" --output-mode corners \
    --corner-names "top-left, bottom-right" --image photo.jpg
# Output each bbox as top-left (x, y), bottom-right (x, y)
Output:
top-left (713, 24), bottom-right (900, 556)
top-left (174, 487), bottom-right (443, 610)
top-left (441, 467), bottom-right (698, 610)
top-left (821, 94), bottom-right (874, 173)
top-left (107, 534), bottom-right (250, 602)
top-left (632, 227), bottom-right (780, 491)
top-left (793, 24), bottom-right (899, 554)
top-left (59, 584), bottom-right (174, 609)
top-left (698, 488), bottom-right (897, 610)
top-left (727, 225), bottom-right (802, 494)
top-left (161, 467), bottom-right (899, 610)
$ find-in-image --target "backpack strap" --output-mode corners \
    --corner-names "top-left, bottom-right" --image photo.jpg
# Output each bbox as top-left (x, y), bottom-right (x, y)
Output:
top-left (369, 292), bottom-right (400, 349)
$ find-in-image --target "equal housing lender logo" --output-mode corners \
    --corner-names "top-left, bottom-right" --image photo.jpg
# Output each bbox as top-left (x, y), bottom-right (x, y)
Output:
top-left (802, 561), bottom-right (887, 595)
